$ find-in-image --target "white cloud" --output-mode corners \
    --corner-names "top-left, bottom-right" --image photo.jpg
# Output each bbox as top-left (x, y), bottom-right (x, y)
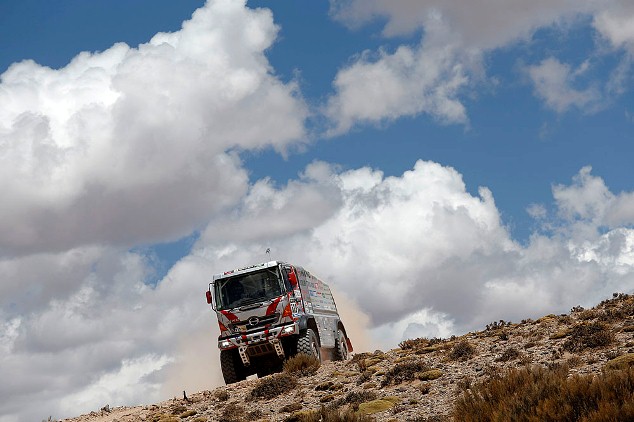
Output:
top-left (594, 2), bottom-right (634, 51)
top-left (325, 0), bottom-right (634, 128)
top-left (3, 161), bottom-right (634, 421)
top-left (552, 166), bottom-right (634, 232)
top-left (527, 58), bottom-right (602, 113)
top-left (199, 161), bottom-right (343, 244)
top-left (59, 354), bottom-right (174, 415)
top-left (0, 0), bottom-right (308, 255)
top-left (195, 161), bottom-right (634, 348)
top-left (0, 248), bottom-right (221, 422)
top-left (3, 1), bottom-right (634, 420)
top-left (0, 0), bottom-right (311, 419)
top-left (324, 26), bottom-right (472, 134)
top-left (330, 0), bottom-right (597, 50)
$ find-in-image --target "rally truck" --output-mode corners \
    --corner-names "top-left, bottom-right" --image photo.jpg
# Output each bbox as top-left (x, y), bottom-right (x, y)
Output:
top-left (205, 261), bottom-right (353, 384)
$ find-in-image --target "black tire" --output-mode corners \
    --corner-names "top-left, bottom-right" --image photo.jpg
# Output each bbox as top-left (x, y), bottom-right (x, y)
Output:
top-left (297, 328), bottom-right (321, 361)
top-left (333, 329), bottom-right (349, 361)
top-left (220, 349), bottom-right (246, 384)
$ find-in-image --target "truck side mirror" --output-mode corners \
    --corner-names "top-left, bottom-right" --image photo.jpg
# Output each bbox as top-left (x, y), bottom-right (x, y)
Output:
top-left (206, 290), bottom-right (212, 305)
top-left (287, 270), bottom-right (297, 287)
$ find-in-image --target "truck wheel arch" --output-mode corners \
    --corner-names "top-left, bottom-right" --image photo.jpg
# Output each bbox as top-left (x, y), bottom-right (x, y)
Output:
top-left (337, 321), bottom-right (354, 354)
top-left (297, 315), bottom-right (321, 346)
top-left (337, 321), bottom-right (348, 338)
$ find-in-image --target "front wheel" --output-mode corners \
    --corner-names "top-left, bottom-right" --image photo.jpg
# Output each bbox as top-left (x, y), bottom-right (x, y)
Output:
top-left (333, 329), bottom-right (350, 361)
top-left (220, 349), bottom-right (246, 384)
top-left (296, 328), bottom-right (321, 361)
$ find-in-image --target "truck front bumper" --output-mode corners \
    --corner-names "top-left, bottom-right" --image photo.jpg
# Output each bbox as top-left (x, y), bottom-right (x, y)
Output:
top-left (218, 322), bottom-right (299, 365)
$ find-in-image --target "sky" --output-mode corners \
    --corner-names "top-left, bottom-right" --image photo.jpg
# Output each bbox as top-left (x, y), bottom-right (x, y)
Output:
top-left (1, 0), bottom-right (634, 420)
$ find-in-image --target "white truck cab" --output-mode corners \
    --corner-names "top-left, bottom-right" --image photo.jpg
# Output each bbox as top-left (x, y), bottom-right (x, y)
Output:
top-left (206, 261), bottom-right (353, 383)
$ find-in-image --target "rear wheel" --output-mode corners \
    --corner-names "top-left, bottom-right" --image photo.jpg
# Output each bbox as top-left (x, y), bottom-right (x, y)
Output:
top-left (333, 329), bottom-right (349, 361)
top-left (220, 349), bottom-right (246, 384)
top-left (297, 328), bottom-right (320, 361)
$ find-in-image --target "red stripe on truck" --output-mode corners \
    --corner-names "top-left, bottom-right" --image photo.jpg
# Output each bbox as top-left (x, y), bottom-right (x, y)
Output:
top-left (266, 297), bottom-right (282, 316)
top-left (220, 310), bottom-right (239, 323)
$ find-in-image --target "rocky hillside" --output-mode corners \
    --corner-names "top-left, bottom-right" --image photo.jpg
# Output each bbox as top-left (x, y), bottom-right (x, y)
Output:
top-left (64, 293), bottom-right (634, 422)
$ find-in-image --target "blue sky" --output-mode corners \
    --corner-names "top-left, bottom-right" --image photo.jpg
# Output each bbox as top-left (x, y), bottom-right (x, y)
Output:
top-left (1, 0), bottom-right (634, 420)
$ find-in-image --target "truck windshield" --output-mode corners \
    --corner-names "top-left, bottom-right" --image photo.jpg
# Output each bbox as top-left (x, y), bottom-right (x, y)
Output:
top-left (215, 267), bottom-right (284, 310)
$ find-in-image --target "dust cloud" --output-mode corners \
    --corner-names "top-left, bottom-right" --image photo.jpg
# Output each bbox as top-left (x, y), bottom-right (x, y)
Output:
top-left (332, 288), bottom-right (376, 353)
top-left (161, 319), bottom-right (225, 398)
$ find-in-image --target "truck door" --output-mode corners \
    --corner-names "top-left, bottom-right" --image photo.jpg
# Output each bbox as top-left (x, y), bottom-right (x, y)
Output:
top-left (282, 265), bottom-right (304, 314)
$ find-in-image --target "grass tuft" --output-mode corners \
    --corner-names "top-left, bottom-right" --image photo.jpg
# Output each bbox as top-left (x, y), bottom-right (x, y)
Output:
top-left (605, 353), bottom-right (634, 371)
top-left (454, 365), bottom-right (634, 421)
top-left (448, 340), bottom-right (475, 361)
top-left (381, 360), bottom-right (431, 386)
top-left (283, 353), bottom-right (321, 377)
top-left (495, 347), bottom-right (521, 362)
top-left (562, 322), bottom-right (614, 352)
top-left (284, 406), bottom-right (374, 422)
top-left (248, 372), bottom-right (298, 400)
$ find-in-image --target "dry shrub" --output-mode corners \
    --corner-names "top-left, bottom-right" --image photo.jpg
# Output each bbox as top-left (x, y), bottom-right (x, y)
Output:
top-left (453, 365), bottom-right (634, 421)
top-left (280, 403), bottom-right (303, 413)
top-left (566, 355), bottom-right (584, 368)
top-left (578, 309), bottom-right (600, 320)
top-left (605, 353), bottom-right (634, 371)
top-left (285, 406), bottom-right (374, 422)
top-left (284, 353), bottom-right (321, 377)
top-left (399, 337), bottom-right (443, 350)
top-left (351, 351), bottom-right (385, 373)
top-left (418, 369), bottom-right (443, 381)
top-left (247, 409), bottom-right (264, 419)
top-left (448, 340), bottom-right (475, 361)
top-left (248, 372), bottom-right (297, 400)
top-left (315, 381), bottom-right (336, 391)
top-left (357, 397), bottom-right (400, 415)
top-left (399, 338), bottom-right (425, 349)
top-left (411, 416), bottom-right (450, 422)
top-left (179, 410), bottom-right (197, 418)
top-left (320, 393), bottom-right (338, 403)
top-left (495, 347), bottom-right (521, 362)
top-left (550, 329), bottom-right (571, 340)
top-left (563, 322), bottom-right (614, 352)
top-left (342, 389), bottom-right (378, 406)
top-left (356, 370), bottom-right (372, 385)
top-left (381, 360), bottom-right (430, 386)
top-left (420, 382), bottom-right (432, 394)
top-left (596, 293), bottom-right (634, 321)
top-left (214, 389), bottom-right (229, 401)
top-left (220, 403), bottom-right (247, 422)
top-left (571, 305), bottom-right (585, 313)
top-left (149, 415), bottom-right (178, 422)
top-left (457, 377), bottom-right (471, 391)
top-left (350, 352), bottom-right (373, 371)
top-left (523, 340), bottom-right (537, 349)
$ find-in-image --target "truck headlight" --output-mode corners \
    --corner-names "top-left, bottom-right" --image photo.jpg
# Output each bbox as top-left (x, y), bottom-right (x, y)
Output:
top-left (282, 326), bottom-right (295, 334)
top-left (220, 340), bottom-right (232, 349)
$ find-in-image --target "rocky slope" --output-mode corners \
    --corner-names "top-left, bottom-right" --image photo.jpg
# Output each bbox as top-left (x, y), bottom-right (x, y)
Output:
top-left (64, 293), bottom-right (634, 422)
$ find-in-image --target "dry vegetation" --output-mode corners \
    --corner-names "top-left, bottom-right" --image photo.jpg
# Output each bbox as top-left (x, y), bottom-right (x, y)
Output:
top-left (63, 293), bottom-right (634, 422)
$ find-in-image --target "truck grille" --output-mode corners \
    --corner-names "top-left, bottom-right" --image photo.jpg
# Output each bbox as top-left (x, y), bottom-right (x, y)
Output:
top-left (247, 342), bottom-right (276, 357)
top-left (234, 313), bottom-right (278, 331)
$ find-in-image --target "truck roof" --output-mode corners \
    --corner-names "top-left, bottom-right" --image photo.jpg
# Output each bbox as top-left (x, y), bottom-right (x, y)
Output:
top-left (212, 260), bottom-right (283, 281)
